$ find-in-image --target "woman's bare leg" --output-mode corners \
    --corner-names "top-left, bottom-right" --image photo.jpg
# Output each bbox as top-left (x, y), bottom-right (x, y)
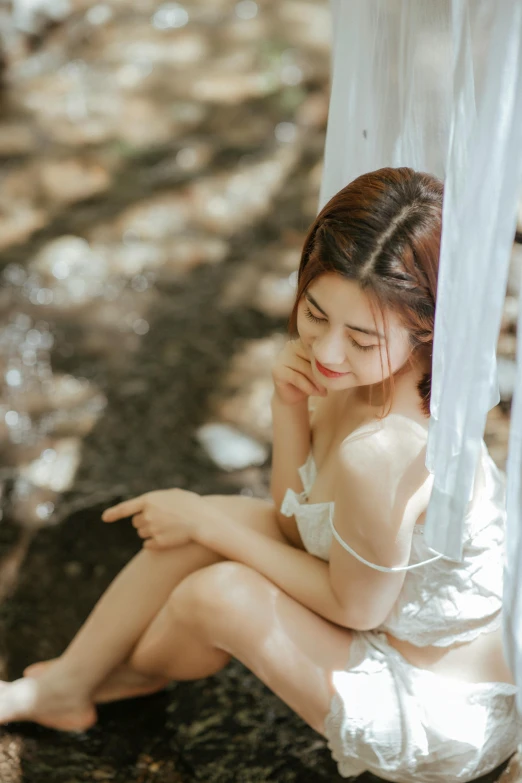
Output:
top-left (0, 496), bottom-right (298, 727)
top-left (120, 561), bottom-right (354, 736)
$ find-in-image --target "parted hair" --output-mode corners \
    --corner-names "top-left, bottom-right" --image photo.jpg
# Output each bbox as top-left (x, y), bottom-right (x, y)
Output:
top-left (289, 166), bottom-right (444, 418)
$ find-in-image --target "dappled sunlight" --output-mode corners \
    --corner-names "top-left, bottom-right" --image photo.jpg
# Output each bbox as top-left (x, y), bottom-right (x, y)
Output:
top-left (0, 0), bottom-right (519, 780)
top-left (0, 734), bottom-right (22, 783)
top-left (210, 334), bottom-right (286, 444)
top-left (0, 0), bottom-right (332, 572)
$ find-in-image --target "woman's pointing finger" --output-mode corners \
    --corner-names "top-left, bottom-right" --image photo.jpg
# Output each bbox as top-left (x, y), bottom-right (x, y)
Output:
top-left (102, 496), bottom-right (146, 522)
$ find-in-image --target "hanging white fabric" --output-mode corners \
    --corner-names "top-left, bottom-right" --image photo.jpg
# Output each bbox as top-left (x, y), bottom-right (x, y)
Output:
top-left (320, 0), bottom-right (522, 710)
top-left (425, 0), bottom-right (522, 562)
top-left (320, 0), bottom-right (453, 203)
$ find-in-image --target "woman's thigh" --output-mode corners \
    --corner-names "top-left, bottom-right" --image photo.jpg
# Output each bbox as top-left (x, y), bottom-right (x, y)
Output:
top-left (172, 561), bottom-right (353, 735)
top-left (204, 494), bottom-right (304, 549)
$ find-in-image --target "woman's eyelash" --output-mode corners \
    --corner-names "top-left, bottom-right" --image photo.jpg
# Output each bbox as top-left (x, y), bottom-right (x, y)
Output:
top-left (304, 307), bottom-right (325, 324)
top-left (303, 306), bottom-right (376, 352)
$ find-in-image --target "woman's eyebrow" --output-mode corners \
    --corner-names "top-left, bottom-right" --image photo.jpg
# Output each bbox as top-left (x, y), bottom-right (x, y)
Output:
top-left (305, 292), bottom-right (385, 338)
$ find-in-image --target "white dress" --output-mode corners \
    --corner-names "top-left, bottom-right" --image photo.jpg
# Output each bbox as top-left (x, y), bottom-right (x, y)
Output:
top-left (280, 429), bottom-right (521, 782)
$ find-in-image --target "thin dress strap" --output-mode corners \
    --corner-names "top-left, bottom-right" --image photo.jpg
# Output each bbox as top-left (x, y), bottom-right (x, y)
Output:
top-left (329, 518), bottom-right (444, 572)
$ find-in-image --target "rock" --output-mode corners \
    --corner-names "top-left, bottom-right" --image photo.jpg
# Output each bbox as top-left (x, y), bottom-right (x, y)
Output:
top-left (196, 423), bottom-right (268, 471)
top-left (175, 141), bottom-right (213, 173)
top-left (222, 15), bottom-right (271, 45)
top-left (116, 194), bottom-right (189, 241)
top-left (96, 240), bottom-right (165, 277)
top-left (190, 71), bottom-right (279, 104)
top-left (275, 1), bottom-right (332, 51)
top-left (29, 235), bottom-right (109, 309)
top-left (215, 378), bottom-right (274, 442)
top-left (187, 146), bottom-right (298, 235)
top-left (18, 436), bottom-right (82, 494)
top-left (5, 371), bottom-right (105, 421)
top-left (254, 271), bottom-right (297, 317)
top-left (212, 335), bottom-right (285, 441)
top-left (296, 91), bottom-right (329, 129)
top-left (0, 124), bottom-right (37, 155)
top-left (9, 478), bottom-right (59, 528)
top-left (11, 0), bottom-right (71, 34)
top-left (38, 158), bottom-right (111, 204)
top-left (0, 166), bottom-right (47, 248)
top-left (159, 236), bottom-right (228, 277)
top-left (224, 335), bottom-right (286, 385)
top-left (96, 235), bottom-right (225, 281)
top-left (0, 205), bottom-right (47, 250)
top-left (117, 97), bottom-right (174, 148)
top-left (43, 373), bottom-right (105, 408)
top-left (16, 71), bottom-right (120, 146)
top-left (220, 261), bottom-right (263, 309)
top-left (103, 24), bottom-right (208, 67)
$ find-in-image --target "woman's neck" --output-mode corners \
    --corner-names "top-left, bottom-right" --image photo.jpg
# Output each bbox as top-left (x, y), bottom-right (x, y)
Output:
top-left (352, 350), bottom-right (431, 418)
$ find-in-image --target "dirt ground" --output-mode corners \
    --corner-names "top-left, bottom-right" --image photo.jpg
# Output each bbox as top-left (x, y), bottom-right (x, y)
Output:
top-left (0, 0), bottom-right (520, 780)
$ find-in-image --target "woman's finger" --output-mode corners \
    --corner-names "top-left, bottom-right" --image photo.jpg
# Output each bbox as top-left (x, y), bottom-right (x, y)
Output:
top-left (131, 512), bottom-right (146, 528)
top-left (291, 357), bottom-right (327, 394)
top-left (102, 496), bottom-right (146, 522)
top-left (143, 538), bottom-right (161, 550)
top-left (136, 525), bottom-right (151, 539)
top-left (284, 368), bottom-right (323, 398)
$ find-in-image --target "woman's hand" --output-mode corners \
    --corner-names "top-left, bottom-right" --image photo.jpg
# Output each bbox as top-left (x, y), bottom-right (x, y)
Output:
top-left (102, 488), bottom-right (206, 550)
top-left (272, 338), bottom-right (327, 406)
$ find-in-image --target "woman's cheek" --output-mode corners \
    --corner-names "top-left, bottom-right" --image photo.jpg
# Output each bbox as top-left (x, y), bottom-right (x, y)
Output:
top-left (296, 312), bottom-right (312, 346)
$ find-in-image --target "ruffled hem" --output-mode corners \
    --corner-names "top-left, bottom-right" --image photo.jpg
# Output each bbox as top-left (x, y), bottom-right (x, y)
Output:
top-left (280, 488), bottom-right (306, 518)
top-left (382, 611), bottom-right (503, 648)
top-left (324, 690), bottom-right (368, 779)
top-left (323, 643), bottom-right (521, 783)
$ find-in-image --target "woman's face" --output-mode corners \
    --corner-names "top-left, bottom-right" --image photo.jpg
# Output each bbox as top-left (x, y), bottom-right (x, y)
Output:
top-left (296, 273), bottom-right (413, 394)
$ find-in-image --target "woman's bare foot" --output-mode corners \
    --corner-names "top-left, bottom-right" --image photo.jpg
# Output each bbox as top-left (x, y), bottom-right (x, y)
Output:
top-left (0, 670), bottom-right (96, 731)
top-left (24, 659), bottom-right (168, 704)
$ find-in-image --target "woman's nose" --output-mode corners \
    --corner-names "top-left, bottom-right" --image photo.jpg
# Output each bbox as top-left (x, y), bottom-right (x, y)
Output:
top-left (314, 330), bottom-right (346, 366)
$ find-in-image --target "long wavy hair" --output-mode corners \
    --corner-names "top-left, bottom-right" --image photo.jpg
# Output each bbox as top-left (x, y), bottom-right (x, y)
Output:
top-left (289, 167), bottom-right (443, 418)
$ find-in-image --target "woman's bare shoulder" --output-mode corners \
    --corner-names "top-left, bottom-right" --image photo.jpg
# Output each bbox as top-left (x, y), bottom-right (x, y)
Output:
top-left (338, 412), bottom-right (429, 479)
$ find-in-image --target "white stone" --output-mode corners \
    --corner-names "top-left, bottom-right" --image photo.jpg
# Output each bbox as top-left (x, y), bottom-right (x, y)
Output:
top-left (196, 423), bottom-right (268, 471)
top-left (19, 437), bottom-right (81, 493)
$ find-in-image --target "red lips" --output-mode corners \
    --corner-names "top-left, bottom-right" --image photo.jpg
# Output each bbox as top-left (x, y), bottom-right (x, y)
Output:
top-left (315, 359), bottom-right (350, 378)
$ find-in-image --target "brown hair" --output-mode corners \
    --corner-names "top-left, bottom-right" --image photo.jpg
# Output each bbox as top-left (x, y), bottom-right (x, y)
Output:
top-left (289, 166), bottom-right (443, 418)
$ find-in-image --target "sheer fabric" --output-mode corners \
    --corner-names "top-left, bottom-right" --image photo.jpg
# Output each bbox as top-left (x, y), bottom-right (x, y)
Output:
top-left (321, 0), bottom-right (522, 712)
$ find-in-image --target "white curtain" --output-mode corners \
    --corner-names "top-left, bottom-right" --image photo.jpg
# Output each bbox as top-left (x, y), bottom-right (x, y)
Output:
top-left (320, 0), bottom-right (522, 712)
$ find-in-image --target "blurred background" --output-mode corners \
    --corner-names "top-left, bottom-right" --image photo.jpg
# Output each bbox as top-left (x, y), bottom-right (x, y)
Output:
top-left (0, 0), bottom-right (333, 532)
top-left (0, 1), bottom-right (520, 781)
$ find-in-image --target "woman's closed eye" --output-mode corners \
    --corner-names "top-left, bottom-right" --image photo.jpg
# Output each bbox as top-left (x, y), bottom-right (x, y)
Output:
top-left (303, 307), bottom-right (377, 352)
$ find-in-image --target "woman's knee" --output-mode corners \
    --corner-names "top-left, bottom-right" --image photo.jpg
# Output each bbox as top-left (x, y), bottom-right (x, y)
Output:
top-left (166, 562), bottom-right (264, 636)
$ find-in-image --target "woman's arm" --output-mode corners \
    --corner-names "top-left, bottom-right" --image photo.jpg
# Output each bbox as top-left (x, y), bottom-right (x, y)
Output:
top-left (328, 418), bottom-right (430, 630)
top-left (269, 393), bottom-right (311, 509)
top-left (269, 338), bottom-right (326, 520)
top-left (194, 508), bottom-right (351, 627)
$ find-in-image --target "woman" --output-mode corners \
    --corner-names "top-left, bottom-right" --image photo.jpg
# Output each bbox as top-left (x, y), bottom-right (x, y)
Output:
top-left (0, 167), bottom-right (519, 782)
